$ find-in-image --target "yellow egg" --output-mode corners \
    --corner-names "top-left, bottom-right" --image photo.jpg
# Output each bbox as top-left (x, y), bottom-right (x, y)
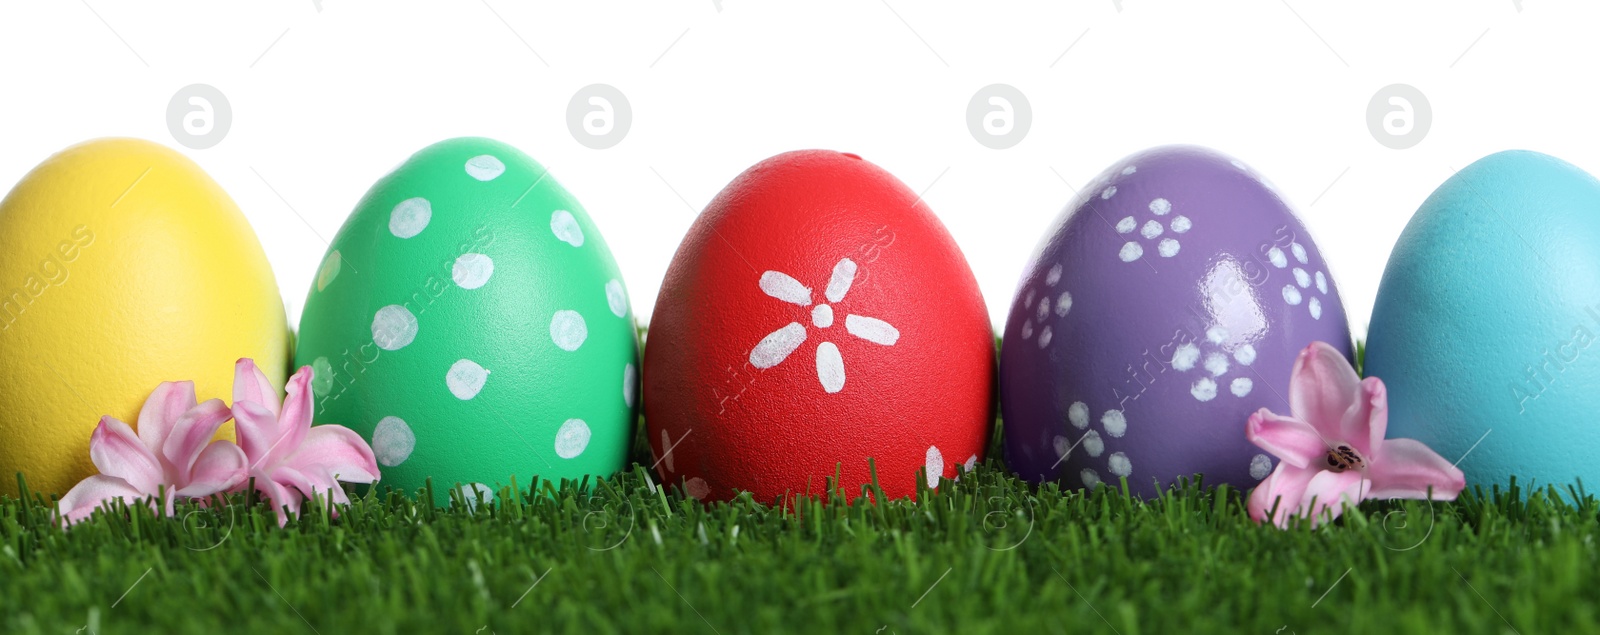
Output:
top-left (0, 138), bottom-right (289, 496)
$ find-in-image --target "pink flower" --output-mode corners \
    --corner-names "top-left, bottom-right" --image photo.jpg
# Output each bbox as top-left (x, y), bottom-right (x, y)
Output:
top-left (1246, 341), bottom-right (1466, 528)
top-left (230, 359), bottom-right (380, 525)
top-left (57, 382), bottom-right (247, 524)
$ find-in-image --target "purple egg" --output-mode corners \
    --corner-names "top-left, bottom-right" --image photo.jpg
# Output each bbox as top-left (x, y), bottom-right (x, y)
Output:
top-left (999, 146), bottom-right (1353, 497)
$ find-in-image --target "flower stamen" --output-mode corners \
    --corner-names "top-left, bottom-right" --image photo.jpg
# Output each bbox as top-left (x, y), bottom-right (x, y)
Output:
top-left (1324, 444), bottom-right (1365, 472)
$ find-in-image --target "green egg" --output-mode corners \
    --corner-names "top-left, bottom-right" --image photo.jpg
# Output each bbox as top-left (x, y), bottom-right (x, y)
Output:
top-left (295, 137), bottom-right (639, 505)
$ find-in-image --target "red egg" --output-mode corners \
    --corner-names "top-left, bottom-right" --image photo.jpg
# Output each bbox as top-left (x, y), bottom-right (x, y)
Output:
top-left (644, 150), bottom-right (994, 503)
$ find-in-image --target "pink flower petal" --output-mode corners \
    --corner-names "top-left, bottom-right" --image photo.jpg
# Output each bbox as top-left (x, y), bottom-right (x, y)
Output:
top-left (161, 399), bottom-right (234, 483)
top-left (278, 366), bottom-right (314, 449)
top-left (1246, 409), bottom-right (1328, 470)
top-left (134, 381), bottom-right (198, 457)
top-left (1367, 438), bottom-right (1466, 501)
top-left (249, 470), bottom-right (301, 527)
top-left (284, 425), bottom-right (380, 485)
top-left (234, 401), bottom-right (291, 471)
top-left (175, 441), bottom-right (248, 498)
top-left (1357, 377), bottom-right (1388, 457)
top-left (57, 475), bottom-right (148, 525)
top-left (1288, 342), bottom-right (1362, 443)
top-left (272, 464), bottom-right (343, 511)
top-left (1248, 463), bottom-right (1320, 528)
top-left (233, 358), bottom-right (281, 419)
top-left (1298, 469), bottom-right (1368, 527)
top-left (88, 417), bottom-right (164, 494)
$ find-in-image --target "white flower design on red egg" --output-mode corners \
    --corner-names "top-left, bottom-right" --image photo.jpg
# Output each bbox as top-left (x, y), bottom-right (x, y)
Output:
top-left (747, 258), bottom-right (900, 394)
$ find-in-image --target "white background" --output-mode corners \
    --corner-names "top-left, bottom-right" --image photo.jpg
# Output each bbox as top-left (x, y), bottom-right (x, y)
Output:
top-left (2, 1), bottom-right (1595, 338)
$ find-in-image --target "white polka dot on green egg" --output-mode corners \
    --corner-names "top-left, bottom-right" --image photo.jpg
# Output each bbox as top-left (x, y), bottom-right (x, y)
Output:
top-left (293, 137), bottom-right (640, 506)
top-left (317, 250), bottom-right (341, 291)
top-left (389, 197), bottom-right (431, 238)
top-left (373, 416), bottom-right (415, 467)
top-left (554, 418), bottom-right (590, 459)
top-left (464, 155), bottom-right (505, 181)
top-left (551, 210), bottom-right (584, 247)
top-left (550, 310), bottom-right (587, 351)
top-left (452, 253), bottom-right (494, 289)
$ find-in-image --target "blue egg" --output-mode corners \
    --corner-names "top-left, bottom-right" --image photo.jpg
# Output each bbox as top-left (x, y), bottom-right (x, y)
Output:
top-left (1366, 150), bottom-right (1600, 492)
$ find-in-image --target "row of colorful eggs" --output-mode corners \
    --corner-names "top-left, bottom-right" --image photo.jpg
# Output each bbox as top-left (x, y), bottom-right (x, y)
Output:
top-left (0, 138), bottom-right (1594, 505)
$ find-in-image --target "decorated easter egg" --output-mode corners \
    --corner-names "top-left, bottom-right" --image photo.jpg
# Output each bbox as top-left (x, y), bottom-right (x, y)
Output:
top-left (643, 151), bottom-right (993, 503)
top-left (294, 138), bottom-right (638, 505)
top-left (0, 138), bottom-right (289, 496)
top-left (1367, 150), bottom-right (1600, 491)
top-left (999, 146), bottom-right (1353, 497)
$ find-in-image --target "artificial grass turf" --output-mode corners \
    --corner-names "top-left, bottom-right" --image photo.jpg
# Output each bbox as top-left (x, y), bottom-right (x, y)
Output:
top-left (2, 461), bottom-right (1595, 635)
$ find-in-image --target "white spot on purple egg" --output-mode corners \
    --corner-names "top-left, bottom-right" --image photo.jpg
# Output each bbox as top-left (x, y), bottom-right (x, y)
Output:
top-left (1101, 185), bottom-right (1117, 199)
top-left (1204, 352), bottom-right (1230, 377)
top-left (1116, 217), bottom-right (1137, 234)
top-left (1291, 242), bottom-right (1308, 264)
top-left (1158, 239), bottom-right (1180, 258)
top-left (1283, 285), bottom-right (1303, 306)
top-left (1170, 216), bottom-right (1191, 234)
top-left (1309, 297), bottom-right (1323, 320)
top-left (1119, 242), bottom-right (1143, 262)
top-left (1293, 268), bottom-right (1311, 288)
top-left (1083, 430), bottom-right (1104, 457)
top-left (1250, 453), bottom-right (1273, 480)
top-left (1268, 247), bottom-right (1288, 269)
top-left (1021, 321), bottom-right (1034, 340)
top-left (1206, 326), bottom-right (1229, 344)
top-left (1055, 292), bottom-right (1072, 317)
top-left (1149, 198), bottom-right (1171, 215)
top-left (1068, 402), bottom-right (1089, 429)
top-left (1191, 377), bottom-right (1218, 402)
top-left (1081, 469), bottom-right (1102, 488)
top-left (1101, 410), bottom-right (1127, 438)
top-left (1234, 344), bottom-right (1256, 366)
top-left (1046, 264), bottom-right (1062, 286)
top-left (1231, 377), bottom-right (1254, 397)
top-left (1141, 220), bottom-right (1164, 239)
top-left (1171, 343), bottom-right (1200, 371)
top-left (1315, 271), bottom-right (1328, 294)
top-left (1038, 326), bottom-right (1053, 348)
top-left (1109, 453), bottom-right (1132, 478)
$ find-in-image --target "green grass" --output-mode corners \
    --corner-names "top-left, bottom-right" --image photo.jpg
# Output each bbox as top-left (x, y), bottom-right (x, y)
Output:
top-left (3, 460), bottom-right (1595, 634)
